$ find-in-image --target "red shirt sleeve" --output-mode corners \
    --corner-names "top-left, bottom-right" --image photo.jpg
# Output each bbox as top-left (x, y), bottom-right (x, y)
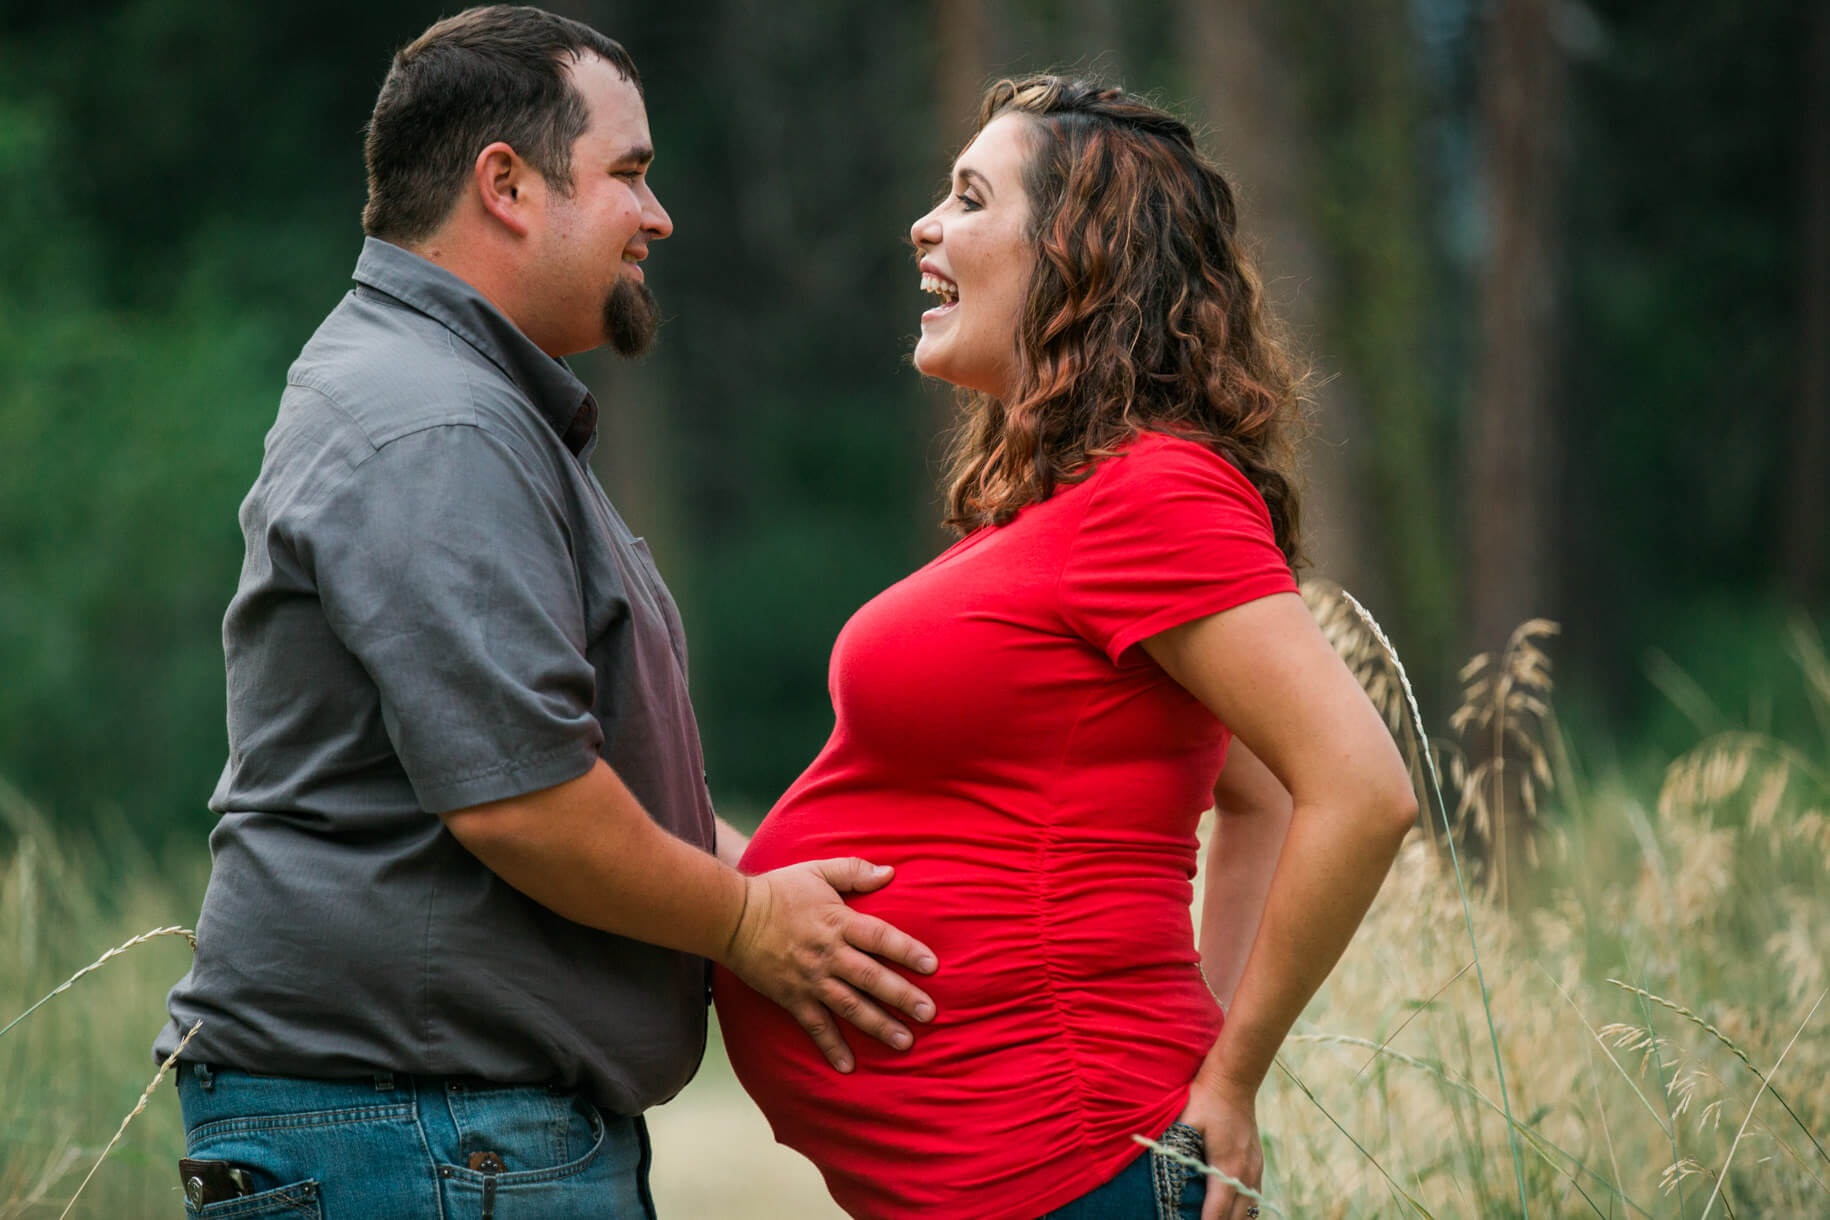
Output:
top-left (1058, 434), bottom-right (1299, 664)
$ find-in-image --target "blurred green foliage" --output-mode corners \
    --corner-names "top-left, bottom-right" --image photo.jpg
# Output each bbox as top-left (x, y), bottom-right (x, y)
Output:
top-left (0, 0), bottom-right (1821, 845)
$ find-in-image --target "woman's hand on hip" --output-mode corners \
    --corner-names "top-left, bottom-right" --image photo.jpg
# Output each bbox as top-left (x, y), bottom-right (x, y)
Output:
top-left (1177, 1074), bottom-right (1264, 1220)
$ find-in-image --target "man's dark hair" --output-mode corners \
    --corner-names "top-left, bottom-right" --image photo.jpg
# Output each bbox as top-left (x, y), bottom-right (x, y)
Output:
top-left (362, 5), bottom-right (641, 243)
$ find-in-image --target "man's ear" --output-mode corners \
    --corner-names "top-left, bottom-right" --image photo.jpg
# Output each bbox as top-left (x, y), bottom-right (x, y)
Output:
top-left (474, 141), bottom-right (536, 237)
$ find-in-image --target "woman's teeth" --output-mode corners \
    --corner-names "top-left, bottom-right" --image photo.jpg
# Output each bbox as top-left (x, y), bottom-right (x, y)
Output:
top-left (921, 273), bottom-right (959, 304)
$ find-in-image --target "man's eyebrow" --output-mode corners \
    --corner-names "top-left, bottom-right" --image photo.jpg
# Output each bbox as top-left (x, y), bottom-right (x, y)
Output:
top-left (610, 145), bottom-right (654, 169)
top-left (954, 166), bottom-right (994, 198)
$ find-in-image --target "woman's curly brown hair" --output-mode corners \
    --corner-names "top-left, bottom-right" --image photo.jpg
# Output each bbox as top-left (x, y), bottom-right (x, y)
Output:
top-left (939, 75), bottom-right (1309, 567)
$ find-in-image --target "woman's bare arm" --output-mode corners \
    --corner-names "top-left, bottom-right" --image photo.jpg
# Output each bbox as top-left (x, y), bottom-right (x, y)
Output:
top-left (1143, 591), bottom-right (1416, 1219)
top-left (1198, 738), bottom-right (1293, 1011)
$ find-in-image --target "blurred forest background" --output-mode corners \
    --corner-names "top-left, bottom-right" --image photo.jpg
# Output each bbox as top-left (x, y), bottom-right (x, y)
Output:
top-left (1, 0), bottom-right (1824, 846)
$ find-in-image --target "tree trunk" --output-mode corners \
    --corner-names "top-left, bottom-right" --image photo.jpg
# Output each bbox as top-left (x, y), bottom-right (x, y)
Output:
top-left (1782, 4), bottom-right (1830, 607)
top-left (1466, 0), bottom-right (1565, 655)
top-left (1466, 0), bottom-right (1567, 907)
top-left (1175, 0), bottom-right (1382, 603)
top-left (1330, 3), bottom-right (1455, 666)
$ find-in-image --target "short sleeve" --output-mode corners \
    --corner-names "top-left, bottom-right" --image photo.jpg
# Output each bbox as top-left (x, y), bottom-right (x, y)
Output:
top-left (296, 423), bottom-right (606, 813)
top-left (1058, 435), bottom-right (1298, 664)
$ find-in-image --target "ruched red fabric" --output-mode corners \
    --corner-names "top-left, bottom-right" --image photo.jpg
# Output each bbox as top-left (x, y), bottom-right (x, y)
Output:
top-left (713, 432), bottom-right (1298, 1220)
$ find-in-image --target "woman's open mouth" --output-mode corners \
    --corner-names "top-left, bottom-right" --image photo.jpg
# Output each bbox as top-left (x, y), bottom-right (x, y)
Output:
top-left (920, 271), bottom-right (959, 321)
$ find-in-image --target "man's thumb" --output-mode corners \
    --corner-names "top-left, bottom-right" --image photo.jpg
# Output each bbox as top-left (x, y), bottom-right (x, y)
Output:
top-left (816, 856), bottom-right (894, 893)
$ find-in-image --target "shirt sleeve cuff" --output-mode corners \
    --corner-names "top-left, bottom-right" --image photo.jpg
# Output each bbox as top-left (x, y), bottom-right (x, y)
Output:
top-left (1102, 573), bottom-right (1300, 666)
top-left (413, 740), bottom-right (603, 815)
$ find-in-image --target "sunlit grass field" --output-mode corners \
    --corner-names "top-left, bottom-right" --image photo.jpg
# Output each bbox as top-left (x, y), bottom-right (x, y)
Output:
top-left (4, 607), bottom-right (1826, 1217)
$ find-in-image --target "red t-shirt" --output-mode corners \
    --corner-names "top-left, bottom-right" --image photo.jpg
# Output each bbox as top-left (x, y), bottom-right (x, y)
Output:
top-left (712, 432), bottom-right (1298, 1220)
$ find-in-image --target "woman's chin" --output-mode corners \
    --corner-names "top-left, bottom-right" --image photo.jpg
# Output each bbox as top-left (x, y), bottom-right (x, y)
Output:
top-left (911, 345), bottom-right (949, 384)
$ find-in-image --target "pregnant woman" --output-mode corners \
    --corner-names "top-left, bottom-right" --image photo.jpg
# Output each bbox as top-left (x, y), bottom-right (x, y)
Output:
top-left (714, 76), bottom-right (1418, 1220)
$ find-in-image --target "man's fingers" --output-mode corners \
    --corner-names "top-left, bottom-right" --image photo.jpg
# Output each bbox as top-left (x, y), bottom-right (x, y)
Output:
top-left (794, 1004), bottom-right (856, 1073)
top-left (835, 942), bottom-right (936, 1022)
top-left (810, 855), bottom-right (895, 895)
top-left (817, 978), bottom-right (914, 1050)
top-left (843, 911), bottom-right (938, 976)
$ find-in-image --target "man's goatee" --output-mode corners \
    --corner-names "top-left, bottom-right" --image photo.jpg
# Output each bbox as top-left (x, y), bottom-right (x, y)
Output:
top-left (606, 279), bottom-right (658, 356)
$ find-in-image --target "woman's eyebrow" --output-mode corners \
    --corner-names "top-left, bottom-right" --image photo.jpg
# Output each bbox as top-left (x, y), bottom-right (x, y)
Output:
top-left (953, 166), bottom-right (995, 198)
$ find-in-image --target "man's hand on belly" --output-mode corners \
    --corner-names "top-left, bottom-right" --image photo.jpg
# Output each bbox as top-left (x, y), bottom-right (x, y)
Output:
top-left (721, 859), bottom-right (940, 1073)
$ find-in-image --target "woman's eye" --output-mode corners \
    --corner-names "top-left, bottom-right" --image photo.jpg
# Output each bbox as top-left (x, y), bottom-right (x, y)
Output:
top-left (956, 193), bottom-right (981, 212)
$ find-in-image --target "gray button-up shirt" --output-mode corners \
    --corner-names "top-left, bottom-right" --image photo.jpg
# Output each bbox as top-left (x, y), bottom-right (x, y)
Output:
top-left (156, 238), bottom-right (717, 1114)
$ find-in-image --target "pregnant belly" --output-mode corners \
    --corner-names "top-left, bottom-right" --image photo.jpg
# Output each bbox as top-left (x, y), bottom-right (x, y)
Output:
top-left (710, 913), bottom-right (1219, 1220)
top-left (718, 794), bottom-right (1217, 1217)
top-left (740, 792), bottom-right (1204, 1006)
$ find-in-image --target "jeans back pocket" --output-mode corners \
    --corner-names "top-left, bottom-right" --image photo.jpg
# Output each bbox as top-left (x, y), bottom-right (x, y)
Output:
top-left (1148, 1121), bottom-right (1207, 1220)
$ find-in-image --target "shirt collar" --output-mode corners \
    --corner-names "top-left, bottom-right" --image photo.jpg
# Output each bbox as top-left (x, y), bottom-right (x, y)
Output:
top-left (351, 237), bottom-right (598, 455)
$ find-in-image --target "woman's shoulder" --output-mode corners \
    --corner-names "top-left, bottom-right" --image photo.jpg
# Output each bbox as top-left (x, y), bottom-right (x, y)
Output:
top-left (1091, 428), bottom-right (1263, 504)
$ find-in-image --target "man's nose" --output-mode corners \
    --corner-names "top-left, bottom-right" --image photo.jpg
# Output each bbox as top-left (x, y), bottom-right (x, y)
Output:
top-left (645, 189), bottom-right (674, 240)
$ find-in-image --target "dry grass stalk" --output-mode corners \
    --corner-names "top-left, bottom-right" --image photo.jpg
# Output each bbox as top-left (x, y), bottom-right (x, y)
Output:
top-left (1301, 581), bottom-right (1434, 851)
top-left (1129, 1134), bottom-right (1283, 1216)
top-left (0, 925), bottom-right (197, 1041)
top-left (1447, 619), bottom-right (1560, 907)
top-left (1541, 966), bottom-right (1672, 1136)
top-left (0, 1139), bottom-right (82, 1220)
top-left (1698, 990), bottom-right (1828, 1220)
top-left (1659, 732), bottom-right (1828, 823)
top-left (1787, 618), bottom-right (1830, 747)
top-left (1351, 959), bottom-right (1473, 1080)
top-left (57, 1018), bottom-right (200, 1220)
top-left (1606, 980), bottom-right (1757, 1078)
top-left (1302, 580), bottom-right (1409, 738)
top-left (1330, 588), bottom-right (1533, 1216)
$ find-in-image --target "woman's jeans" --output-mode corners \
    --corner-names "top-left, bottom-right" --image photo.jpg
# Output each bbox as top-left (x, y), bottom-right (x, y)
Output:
top-left (174, 1062), bottom-right (654, 1219)
top-left (1042, 1121), bottom-right (1206, 1219)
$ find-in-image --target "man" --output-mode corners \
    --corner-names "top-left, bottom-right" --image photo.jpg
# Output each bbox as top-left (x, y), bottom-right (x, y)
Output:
top-left (155, 8), bottom-right (936, 1216)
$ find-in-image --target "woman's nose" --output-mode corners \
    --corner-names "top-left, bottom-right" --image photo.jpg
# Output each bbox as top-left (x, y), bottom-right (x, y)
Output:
top-left (909, 208), bottom-right (941, 250)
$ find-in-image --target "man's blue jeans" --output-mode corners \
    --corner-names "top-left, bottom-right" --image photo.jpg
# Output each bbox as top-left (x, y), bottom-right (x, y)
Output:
top-left (1042, 1120), bottom-right (1206, 1219)
top-left (175, 1062), bottom-right (655, 1218)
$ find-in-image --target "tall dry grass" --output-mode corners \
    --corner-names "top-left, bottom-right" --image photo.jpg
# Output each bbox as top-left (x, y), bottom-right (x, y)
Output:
top-left (1223, 587), bottom-right (1830, 1218)
top-left (0, 782), bottom-right (204, 1218)
top-left (3, 597), bottom-right (1826, 1217)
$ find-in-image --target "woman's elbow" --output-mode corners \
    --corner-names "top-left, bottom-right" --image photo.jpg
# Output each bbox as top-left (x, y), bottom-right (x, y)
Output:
top-left (1368, 770), bottom-right (1421, 841)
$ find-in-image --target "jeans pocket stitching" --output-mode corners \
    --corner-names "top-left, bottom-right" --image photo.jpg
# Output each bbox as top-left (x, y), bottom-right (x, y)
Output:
top-left (1151, 1122), bottom-right (1205, 1220)
top-left (188, 1103), bottom-right (415, 1146)
top-left (1150, 1151), bottom-right (1185, 1220)
top-left (551, 1103), bottom-right (570, 1169)
top-left (440, 1105), bottom-right (610, 1189)
top-left (192, 1178), bottom-right (321, 1219)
